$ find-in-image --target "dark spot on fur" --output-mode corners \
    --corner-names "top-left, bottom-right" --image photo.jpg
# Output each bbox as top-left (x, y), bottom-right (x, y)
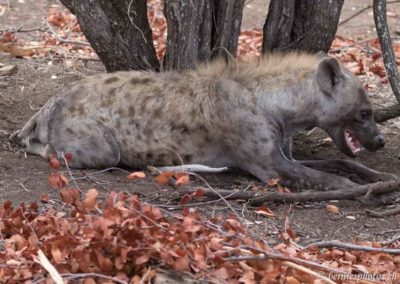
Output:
top-left (203, 135), bottom-right (211, 143)
top-left (77, 105), bottom-right (85, 116)
top-left (68, 104), bottom-right (76, 113)
top-left (116, 120), bottom-right (121, 129)
top-left (171, 124), bottom-right (190, 135)
top-left (66, 128), bottom-right (75, 135)
top-left (155, 153), bottom-right (167, 165)
top-left (183, 154), bottom-right (192, 162)
top-left (136, 134), bottom-right (143, 141)
top-left (131, 77), bottom-right (152, 85)
top-left (143, 127), bottom-right (152, 137)
top-left (153, 108), bottom-right (162, 118)
top-left (104, 77), bottom-right (119, 84)
top-left (172, 158), bottom-right (180, 165)
top-left (146, 153), bottom-right (153, 160)
top-left (128, 105), bottom-right (135, 116)
top-left (198, 125), bottom-right (209, 134)
top-left (260, 137), bottom-right (269, 143)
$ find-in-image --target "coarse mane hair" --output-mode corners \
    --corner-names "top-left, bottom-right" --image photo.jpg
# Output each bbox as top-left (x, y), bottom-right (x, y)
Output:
top-left (190, 52), bottom-right (321, 80)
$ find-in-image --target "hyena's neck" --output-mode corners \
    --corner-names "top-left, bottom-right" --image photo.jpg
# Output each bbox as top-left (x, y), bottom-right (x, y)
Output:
top-left (259, 74), bottom-right (322, 137)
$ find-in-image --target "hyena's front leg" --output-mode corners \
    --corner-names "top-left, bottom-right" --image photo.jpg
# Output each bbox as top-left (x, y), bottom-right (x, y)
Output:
top-left (300, 160), bottom-right (399, 205)
top-left (299, 159), bottom-right (398, 184)
top-left (270, 150), bottom-right (358, 191)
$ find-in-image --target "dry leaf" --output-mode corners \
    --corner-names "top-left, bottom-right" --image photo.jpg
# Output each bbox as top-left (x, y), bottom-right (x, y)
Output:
top-left (326, 204), bottom-right (340, 214)
top-left (255, 205), bottom-right (275, 218)
top-left (127, 171), bottom-right (146, 180)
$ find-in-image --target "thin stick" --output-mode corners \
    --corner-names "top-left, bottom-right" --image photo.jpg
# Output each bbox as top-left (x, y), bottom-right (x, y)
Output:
top-left (45, 20), bottom-right (91, 47)
top-left (339, 0), bottom-right (400, 26)
top-left (225, 248), bottom-right (348, 275)
top-left (306, 240), bottom-right (400, 254)
top-left (37, 250), bottom-right (63, 284)
top-left (367, 205), bottom-right (400, 217)
top-left (61, 273), bottom-right (127, 284)
top-left (282, 261), bottom-right (336, 284)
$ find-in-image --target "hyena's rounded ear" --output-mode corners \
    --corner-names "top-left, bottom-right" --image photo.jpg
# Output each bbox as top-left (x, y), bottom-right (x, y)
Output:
top-left (316, 57), bottom-right (345, 94)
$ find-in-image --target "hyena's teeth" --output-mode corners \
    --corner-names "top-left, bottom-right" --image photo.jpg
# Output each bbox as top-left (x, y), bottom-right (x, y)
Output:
top-left (345, 130), bottom-right (361, 153)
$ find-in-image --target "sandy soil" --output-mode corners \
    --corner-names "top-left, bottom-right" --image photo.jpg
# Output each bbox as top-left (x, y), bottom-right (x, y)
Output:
top-left (0, 0), bottom-right (400, 245)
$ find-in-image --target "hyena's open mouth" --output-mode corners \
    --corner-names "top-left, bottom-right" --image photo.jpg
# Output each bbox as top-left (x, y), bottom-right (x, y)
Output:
top-left (345, 129), bottom-right (362, 154)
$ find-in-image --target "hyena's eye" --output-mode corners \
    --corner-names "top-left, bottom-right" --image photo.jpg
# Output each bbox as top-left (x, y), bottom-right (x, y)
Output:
top-left (360, 109), bottom-right (372, 120)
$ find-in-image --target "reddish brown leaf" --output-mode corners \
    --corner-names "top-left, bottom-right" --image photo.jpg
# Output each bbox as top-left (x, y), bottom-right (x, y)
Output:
top-left (135, 254), bottom-right (149, 265)
top-left (49, 155), bottom-right (60, 170)
top-left (254, 205), bottom-right (275, 218)
top-left (127, 171), bottom-right (146, 180)
top-left (84, 188), bottom-right (99, 210)
top-left (40, 194), bottom-right (49, 203)
top-left (180, 194), bottom-right (192, 205)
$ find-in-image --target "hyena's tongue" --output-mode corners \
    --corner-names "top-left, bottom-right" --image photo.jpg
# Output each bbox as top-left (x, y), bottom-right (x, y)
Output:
top-left (345, 130), bottom-right (361, 154)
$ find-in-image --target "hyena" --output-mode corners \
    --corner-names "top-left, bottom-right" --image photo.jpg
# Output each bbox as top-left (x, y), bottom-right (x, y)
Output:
top-left (17, 53), bottom-right (397, 191)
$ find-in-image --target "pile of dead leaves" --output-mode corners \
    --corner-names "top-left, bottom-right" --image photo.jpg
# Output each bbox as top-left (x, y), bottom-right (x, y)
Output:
top-left (1, 158), bottom-right (400, 283)
top-left (331, 36), bottom-right (400, 83)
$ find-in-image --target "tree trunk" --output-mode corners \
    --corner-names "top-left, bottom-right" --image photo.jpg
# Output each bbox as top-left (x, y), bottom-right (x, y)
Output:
top-left (163, 0), bottom-right (245, 70)
top-left (163, 0), bottom-right (213, 70)
top-left (211, 0), bottom-right (245, 59)
top-left (59, 0), bottom-right (160, 72)
top-left (262, 0), bottom-right (344, 53)
top-left (373, 0), bottom-right (400, 104)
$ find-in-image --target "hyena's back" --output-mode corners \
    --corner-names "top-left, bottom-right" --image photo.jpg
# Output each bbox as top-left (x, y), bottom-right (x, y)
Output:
top-left (18, 70), bottom-right (239, 169)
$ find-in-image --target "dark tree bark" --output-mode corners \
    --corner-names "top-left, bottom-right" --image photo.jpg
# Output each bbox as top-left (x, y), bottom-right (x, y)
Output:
top-left (262, 0), bottom-right (344, 53)
top-left (59, 0), bottom-right (159, 72)
top-left (163, 0), bottom-right (213, 70)
top-left (369, 0), bottom-right (400, 123)
top-left (373, 0), bottom-right (400, 103)
top-left (163, 0), bottom-right (244, 70)
top-left (211, 0), bottom-right (245, 59)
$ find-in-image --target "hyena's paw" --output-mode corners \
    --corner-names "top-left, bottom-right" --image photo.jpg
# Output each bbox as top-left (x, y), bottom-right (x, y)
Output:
top-left (372, 172), bottom-right (399, 182)
top-left (278, 177), bottom-right (353, 191)
top-left (358, 191), bottom-right (399, 206)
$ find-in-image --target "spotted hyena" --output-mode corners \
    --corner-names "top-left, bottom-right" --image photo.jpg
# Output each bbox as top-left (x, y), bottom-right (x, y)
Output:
top-left (17, 53), bottom-right (397, 191)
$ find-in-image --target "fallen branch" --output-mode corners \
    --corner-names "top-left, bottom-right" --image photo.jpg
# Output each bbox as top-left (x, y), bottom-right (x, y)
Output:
top-left (367, 205), bottom-right (400, 217)
top-left (306, 240), bottom-right (400, 254)
top-left (374, 104), bottom-right (400, 122)
top-left (178, 180), bottom-right (400, 205)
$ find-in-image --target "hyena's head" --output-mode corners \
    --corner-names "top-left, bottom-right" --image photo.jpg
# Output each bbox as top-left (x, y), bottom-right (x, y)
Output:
top-left (315, 56), bottom-right (385, 158)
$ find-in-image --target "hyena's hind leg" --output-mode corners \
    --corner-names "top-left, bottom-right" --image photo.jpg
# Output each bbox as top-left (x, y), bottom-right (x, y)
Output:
top-left (50, 120), bottom-right (121, 169)
top-left (24, 142), bottom-right (54, 159)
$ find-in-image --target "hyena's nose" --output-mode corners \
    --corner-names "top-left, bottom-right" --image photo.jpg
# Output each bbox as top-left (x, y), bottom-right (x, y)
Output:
top-left (375, 135), bottom-right (385, 148)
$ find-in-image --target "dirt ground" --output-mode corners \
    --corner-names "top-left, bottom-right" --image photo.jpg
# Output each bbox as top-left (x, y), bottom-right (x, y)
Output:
top-left (1, 0), bottom-right (400, 246)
